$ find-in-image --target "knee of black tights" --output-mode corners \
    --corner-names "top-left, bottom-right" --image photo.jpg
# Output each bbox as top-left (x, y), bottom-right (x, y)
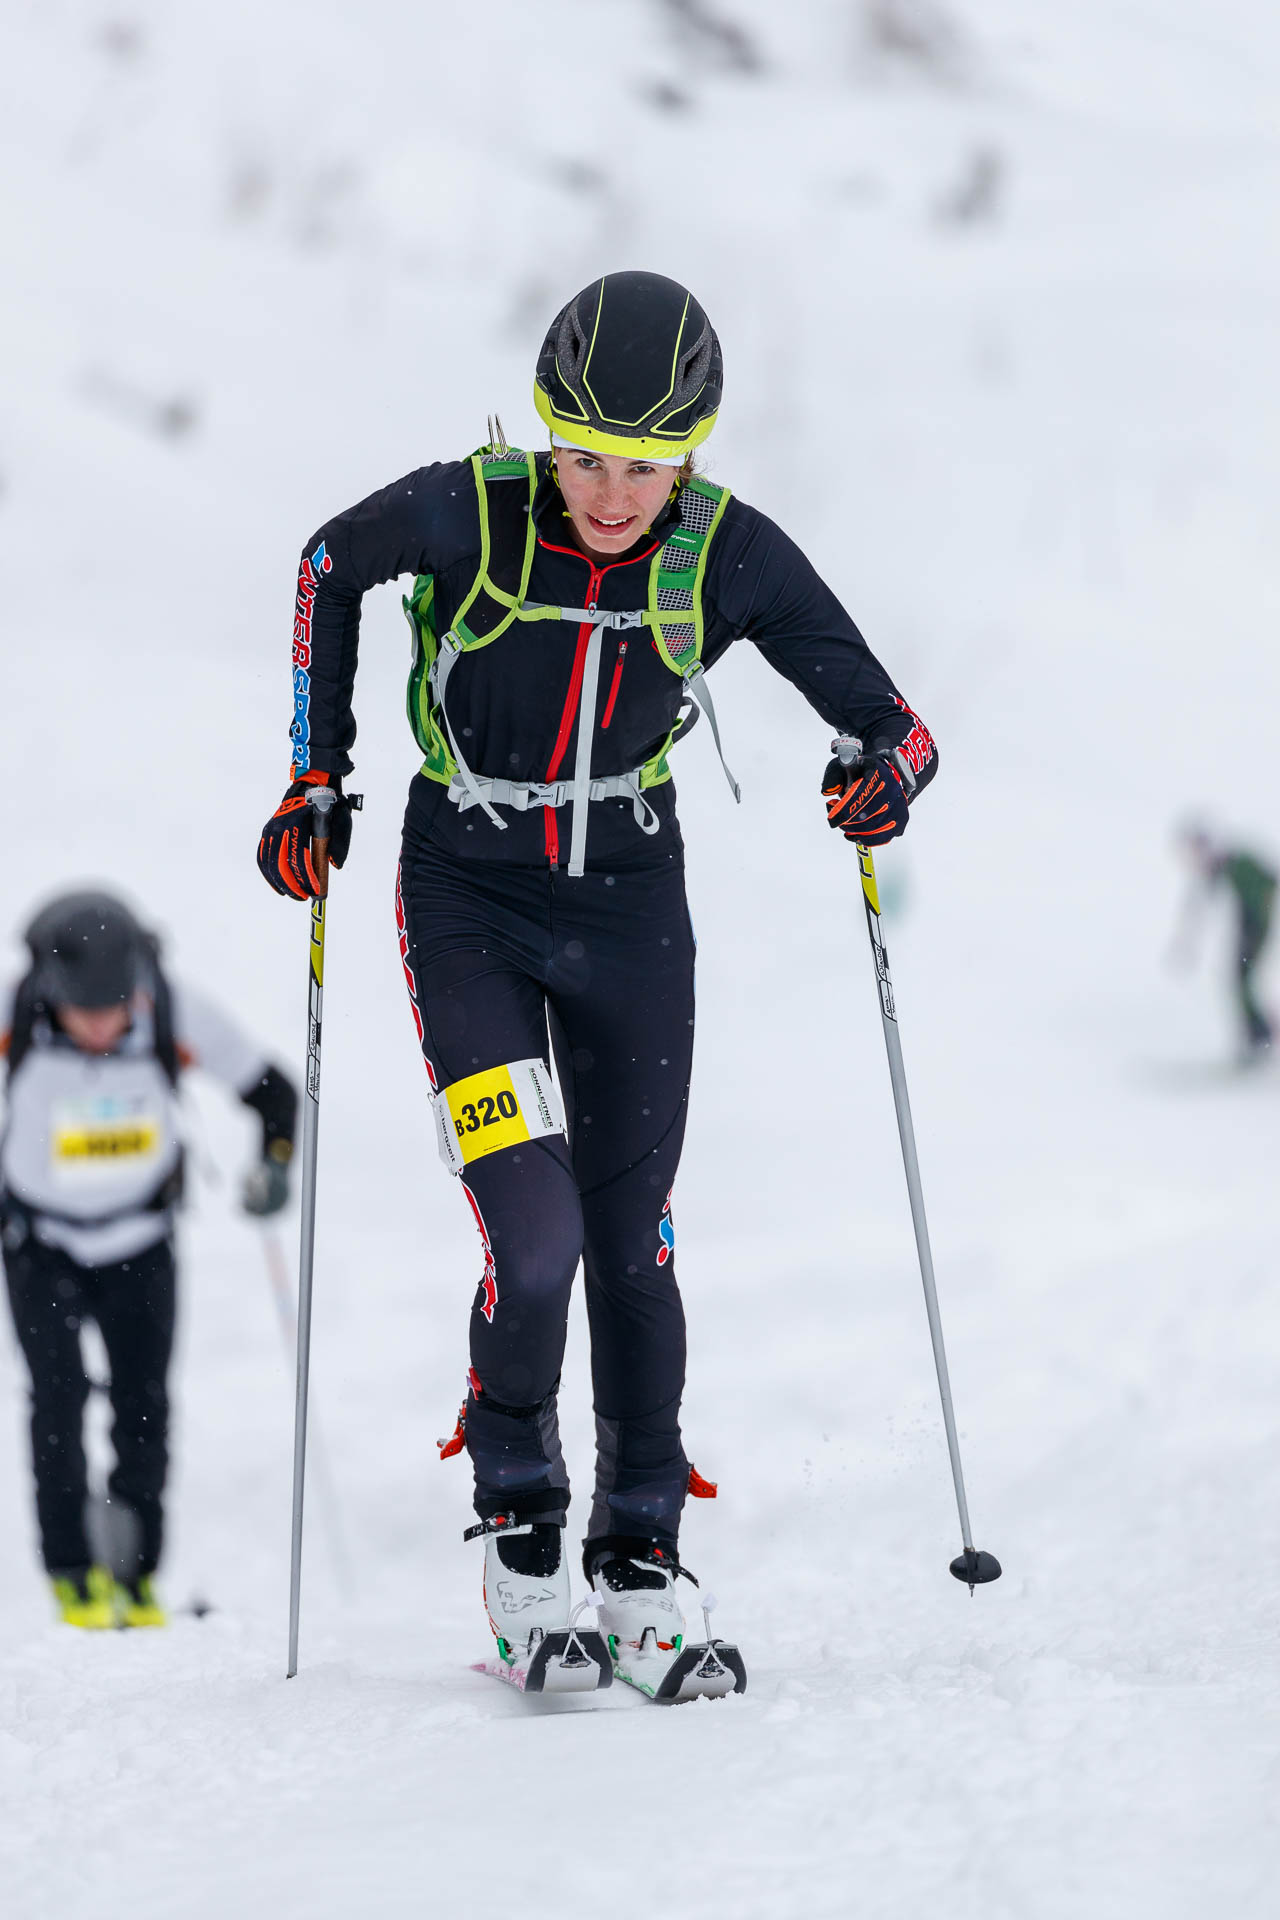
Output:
top-left (466, 1376), bottom-right (559, 1421)
top-left (31, 1371), bottom-right (91, 1415)
top-left (121, 1376), bottom-right (170, 1416)
top-left (487, 1235), bottom-right (580, 1307)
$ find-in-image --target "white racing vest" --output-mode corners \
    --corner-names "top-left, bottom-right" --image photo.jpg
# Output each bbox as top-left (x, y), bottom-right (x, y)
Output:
top-left (2, 981), bottom-right (268, 1267)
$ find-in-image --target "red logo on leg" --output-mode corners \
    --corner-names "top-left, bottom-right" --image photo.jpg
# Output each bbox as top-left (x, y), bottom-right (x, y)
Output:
top-left (461, 1181), bottom-right (498, 1322)
top-left (394, 861), bottom-right (434, 1082)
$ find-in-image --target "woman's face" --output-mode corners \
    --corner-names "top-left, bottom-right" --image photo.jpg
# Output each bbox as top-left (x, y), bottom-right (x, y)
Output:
top-left (554, 447), bottom-right (677, 560)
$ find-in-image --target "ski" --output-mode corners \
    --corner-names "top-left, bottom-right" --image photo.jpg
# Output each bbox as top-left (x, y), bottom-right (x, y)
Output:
top-left (472, 1626), bottom-right (613, 1695)
top-left (610, 1635), bottom-right (747, 1704)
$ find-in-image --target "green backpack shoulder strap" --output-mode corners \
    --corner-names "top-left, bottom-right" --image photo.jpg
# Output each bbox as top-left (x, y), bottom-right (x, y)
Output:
top-left (403, 446), bottom-right (538, 655)
top-left (638, 477), bottom-right (733, 790)
top-left (402, 446), bottom-right (538, 781)
top-left (648, 476), bottom-right (731, 674)
top-left (451, 448), bottom-right (539, 648)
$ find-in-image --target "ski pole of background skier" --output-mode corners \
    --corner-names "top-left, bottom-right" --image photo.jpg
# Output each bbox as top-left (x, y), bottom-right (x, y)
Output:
top-left (287, 784), bottom-right (338, 1677)
top-left (835, 737), bottom-right (1001, 1593)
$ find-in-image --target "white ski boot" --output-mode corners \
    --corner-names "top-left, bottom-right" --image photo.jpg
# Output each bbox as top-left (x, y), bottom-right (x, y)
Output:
top-left (482, 1520), bottom-right (570, 1656)
top-left (590, 1543), bottom-right (747, 1704)
top-left (470, 1517), bottom-right (611, 1694)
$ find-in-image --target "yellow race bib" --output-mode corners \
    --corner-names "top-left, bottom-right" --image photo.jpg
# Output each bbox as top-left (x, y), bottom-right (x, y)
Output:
top-left (52, 1098), bottom-right (162, 1169)
top-left (55, 1121), bottom-right (160, 1161)
top-left (435, 1058), bottom-right (563, 1176)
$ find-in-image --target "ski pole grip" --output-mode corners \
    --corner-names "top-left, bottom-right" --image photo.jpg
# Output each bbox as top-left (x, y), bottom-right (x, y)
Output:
top-left (833, 734), bottom-right (864, 769)
top-left (308, 785), bottom-right (339, 899)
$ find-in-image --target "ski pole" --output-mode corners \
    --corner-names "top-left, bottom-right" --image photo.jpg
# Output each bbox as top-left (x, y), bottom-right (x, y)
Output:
top-left (287, 783), bottom-right (338, 1678)
top-left (835, 737), bottom-right (1001, 1593)
top-left (263, 1227), bottom-right (355, 1602)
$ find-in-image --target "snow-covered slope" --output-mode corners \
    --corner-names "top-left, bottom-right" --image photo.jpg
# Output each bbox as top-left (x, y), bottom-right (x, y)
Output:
top-left (2, 4), bottom-right (1278, 1916)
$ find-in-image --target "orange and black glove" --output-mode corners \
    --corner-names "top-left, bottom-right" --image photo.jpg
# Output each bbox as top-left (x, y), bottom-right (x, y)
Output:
top-left (821, 751), bottom-right (912, 844)
top-left (256, 771), bottom-right (353, 899)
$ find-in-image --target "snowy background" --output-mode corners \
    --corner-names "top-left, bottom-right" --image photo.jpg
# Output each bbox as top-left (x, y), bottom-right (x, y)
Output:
top-left (3, 2), bottom-right (1279, 1914)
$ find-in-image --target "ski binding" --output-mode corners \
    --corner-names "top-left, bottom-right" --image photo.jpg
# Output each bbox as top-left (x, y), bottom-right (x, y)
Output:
top-left (610, 1629), bottom-right (747, 1703)
top-left (607, 1594), bottom-right (746, 1704)
top-left (473, 1622), bottom-right (612, 1695)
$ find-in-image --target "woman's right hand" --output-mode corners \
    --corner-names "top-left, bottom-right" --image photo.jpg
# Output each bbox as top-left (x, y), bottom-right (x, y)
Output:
top-left (256, 772), bottom-right (353, 898)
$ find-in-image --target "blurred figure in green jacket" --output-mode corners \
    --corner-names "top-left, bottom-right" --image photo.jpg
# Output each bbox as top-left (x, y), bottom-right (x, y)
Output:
top-left (1174, 825), bottom-right (1276, 1061)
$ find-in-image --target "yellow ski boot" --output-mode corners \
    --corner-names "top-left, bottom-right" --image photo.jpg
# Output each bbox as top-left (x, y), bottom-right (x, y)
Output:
top-left (114, 1574), bottom-right (168, 1628)
top-left (51, 1565), bottom-right (117, 1629)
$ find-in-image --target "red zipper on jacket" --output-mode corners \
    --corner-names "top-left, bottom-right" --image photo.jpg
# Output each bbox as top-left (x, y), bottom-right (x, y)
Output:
top-left (536, 536), bottom-right (657, 867)
top-left (601, 641), bottom-right (628, 729)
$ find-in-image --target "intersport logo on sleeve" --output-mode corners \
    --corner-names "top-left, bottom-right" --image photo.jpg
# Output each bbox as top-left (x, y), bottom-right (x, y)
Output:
top-left (290, 540), bottom-right (332, 771)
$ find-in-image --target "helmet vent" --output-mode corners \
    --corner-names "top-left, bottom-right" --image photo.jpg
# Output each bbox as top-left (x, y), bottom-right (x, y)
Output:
top-left (557, 308), bottom-right (589, 376)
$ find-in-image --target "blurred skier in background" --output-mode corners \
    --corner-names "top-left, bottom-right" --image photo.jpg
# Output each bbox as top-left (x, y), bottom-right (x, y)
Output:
top-left (256, 269), bottom-right (937, 1697)
top-left (1, 891), bottom-right (297, 1628)
top-left (1173, 825), bottom-right (1276, 1061)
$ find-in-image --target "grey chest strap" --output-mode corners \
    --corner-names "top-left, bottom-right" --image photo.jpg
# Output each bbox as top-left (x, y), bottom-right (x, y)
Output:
top-left (445, 768), bottom-right (663, 875)
top-left (430, 615), bottom-right (741, 875)
top-left (521, 605), bottom-right (648, 631)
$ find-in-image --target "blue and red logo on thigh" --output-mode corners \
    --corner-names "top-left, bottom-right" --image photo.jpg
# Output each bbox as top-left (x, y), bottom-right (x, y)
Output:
top-left (656, 1190), bottom-right (675, 1267)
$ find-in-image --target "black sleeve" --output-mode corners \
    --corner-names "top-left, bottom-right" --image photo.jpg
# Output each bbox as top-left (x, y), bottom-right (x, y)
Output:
top-left (705, 499), bottom-right (938, 793)
top-left (290, 460), bottom-right (481, 779)
top-left (239, 1065), bottom-right (298, 1161)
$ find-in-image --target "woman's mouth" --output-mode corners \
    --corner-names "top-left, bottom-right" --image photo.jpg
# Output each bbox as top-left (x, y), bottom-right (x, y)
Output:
top-left (586, 512), bottom-right (636, 537)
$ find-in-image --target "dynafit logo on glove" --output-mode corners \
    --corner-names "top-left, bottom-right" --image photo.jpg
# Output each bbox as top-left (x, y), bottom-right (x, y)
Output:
top-left (656, 1189), bottom-right (675, 1267)
top-left (291, 543), bottom-right (331, 773)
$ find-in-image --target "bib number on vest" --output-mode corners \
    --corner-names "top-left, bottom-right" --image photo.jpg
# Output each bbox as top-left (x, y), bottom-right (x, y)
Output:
top-left (434, 1058), bottom-right (563, 1176)
top-left (51, 1099), bottom-right (162, 1172)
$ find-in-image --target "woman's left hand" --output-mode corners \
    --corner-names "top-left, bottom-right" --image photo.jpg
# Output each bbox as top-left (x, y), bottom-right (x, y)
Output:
top-left (821, 753), bottom-right (911, 843)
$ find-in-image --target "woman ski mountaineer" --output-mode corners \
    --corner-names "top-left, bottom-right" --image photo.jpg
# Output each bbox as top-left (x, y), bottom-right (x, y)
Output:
top-left (257, 271), bottom-right (938, 1696)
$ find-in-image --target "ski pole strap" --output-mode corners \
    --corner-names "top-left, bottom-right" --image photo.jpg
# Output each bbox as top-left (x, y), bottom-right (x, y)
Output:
top-left (834, 731), bottom-right (916, 797)
top-left (308, 784), bottom-right (338, 896)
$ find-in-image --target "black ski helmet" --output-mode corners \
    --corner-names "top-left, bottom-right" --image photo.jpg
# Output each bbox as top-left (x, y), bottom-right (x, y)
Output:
top-left (24, 890), bottom-right (146, 1009)
top-left (533, 270), bottom-right (722, 460)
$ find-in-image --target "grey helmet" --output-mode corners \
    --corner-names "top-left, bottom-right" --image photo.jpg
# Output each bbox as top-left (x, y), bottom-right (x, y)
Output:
top-left (24, 890), bottom-right (147, 1009)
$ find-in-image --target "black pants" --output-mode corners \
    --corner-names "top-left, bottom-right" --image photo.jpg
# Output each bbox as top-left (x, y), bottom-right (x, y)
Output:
top-left (3, 1229), bottom-right (175, 1575)
top-left (397, 815), bottom-right (696, 1551)
top-left (1237, 908), bottom-right (1274, 1048)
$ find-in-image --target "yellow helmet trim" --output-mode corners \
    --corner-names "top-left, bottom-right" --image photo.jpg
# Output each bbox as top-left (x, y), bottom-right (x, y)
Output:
top-left (533, 383), bottom-right (718, 461)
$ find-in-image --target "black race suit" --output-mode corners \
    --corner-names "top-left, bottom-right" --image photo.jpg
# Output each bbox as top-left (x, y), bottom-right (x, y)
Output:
top-left (291, 456), bottom-right (938, 1556)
